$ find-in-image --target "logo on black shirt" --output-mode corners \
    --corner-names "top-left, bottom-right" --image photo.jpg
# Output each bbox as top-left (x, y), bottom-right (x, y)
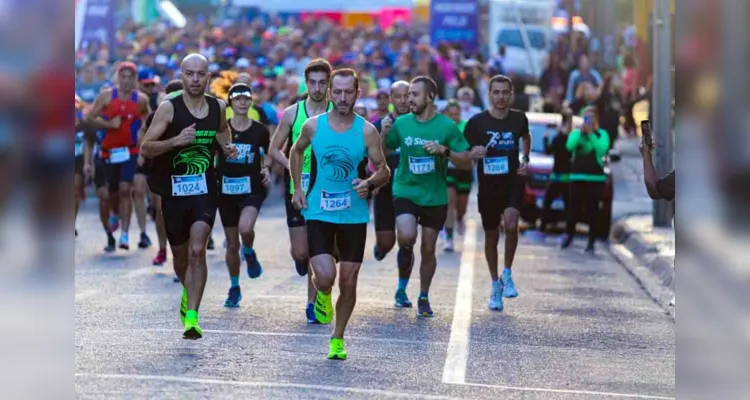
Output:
top-left (487, 131), bottom-right (515, 150)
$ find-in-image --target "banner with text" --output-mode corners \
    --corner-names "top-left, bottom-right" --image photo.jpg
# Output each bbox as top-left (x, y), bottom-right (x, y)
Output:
top-left (430, 0), bottom-right (479, 54)
top-left (76, 0), bottom-right (117, 51)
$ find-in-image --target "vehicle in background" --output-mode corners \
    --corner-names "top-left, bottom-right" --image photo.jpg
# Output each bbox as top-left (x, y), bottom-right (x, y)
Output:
top-left (521, 112), bottom-right (614, 239)
top-left (487, 0), bottom-right (556, 82)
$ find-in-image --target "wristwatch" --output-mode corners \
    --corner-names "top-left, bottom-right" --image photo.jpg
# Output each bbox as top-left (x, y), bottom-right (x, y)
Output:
top-left (367, 181), bottom-right (375, 194)
top-left (443, 147), bottom-right (451, 158)
top-left (522, 155), bottom-right (530, 164)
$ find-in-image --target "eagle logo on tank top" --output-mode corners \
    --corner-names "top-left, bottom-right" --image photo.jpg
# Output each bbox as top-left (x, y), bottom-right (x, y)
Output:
top-left (173, 146), bottom-right (211, 175)
top-left (320, 145), bottom-right (354, 182)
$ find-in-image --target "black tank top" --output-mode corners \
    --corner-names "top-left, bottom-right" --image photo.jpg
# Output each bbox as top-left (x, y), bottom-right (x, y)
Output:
top-left (148, 94), bottom-right (221, 198)
top-left (216, 119), bottom-right (270, 197)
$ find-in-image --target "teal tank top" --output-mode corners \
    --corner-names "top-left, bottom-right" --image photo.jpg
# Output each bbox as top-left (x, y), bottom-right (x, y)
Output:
top-left (303, 114), bottom-right (369, 224)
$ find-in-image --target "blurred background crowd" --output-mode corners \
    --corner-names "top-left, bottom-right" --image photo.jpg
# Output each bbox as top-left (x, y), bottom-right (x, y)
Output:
top-left (76, 0), bottom-right (656, 144)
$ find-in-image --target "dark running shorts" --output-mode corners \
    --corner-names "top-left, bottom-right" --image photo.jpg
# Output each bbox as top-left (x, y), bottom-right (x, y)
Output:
top-left (478, 174), bottom-right (525, 231)
top-left (218, 194), bottom-right (265, 228)
top-left (393, 197), bottom-right (447, 231)
top-left (162, 195), bottom-right (218, 246)
top-left (307, 220), bottom-right (367, 263)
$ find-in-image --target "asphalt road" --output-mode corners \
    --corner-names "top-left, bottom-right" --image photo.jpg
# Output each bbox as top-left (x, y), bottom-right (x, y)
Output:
top-left (75, 185), bottom-right (674, 400)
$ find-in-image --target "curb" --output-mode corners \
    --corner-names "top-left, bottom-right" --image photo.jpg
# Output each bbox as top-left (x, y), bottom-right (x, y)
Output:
top-left (609, 216), bottom-right (675, 320)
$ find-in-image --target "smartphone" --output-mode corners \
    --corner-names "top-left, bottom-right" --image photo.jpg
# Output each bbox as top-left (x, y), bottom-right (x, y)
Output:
top-left (640, 120), bottom-right (653, 147)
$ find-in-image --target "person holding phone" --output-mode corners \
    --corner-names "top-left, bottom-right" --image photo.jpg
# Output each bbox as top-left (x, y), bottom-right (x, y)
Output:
top-left (639, 119), bottom-right (675, 306)
top-left (538, 108), bottom-right (573, 234)
top-left (561, 106), bottom-right (611, 252)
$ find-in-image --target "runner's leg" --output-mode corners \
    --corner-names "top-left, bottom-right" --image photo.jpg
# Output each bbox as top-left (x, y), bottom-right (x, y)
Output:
top-left (395, 212), bottom-right (418, 307)
top-left (239, 203), bottom-right (262, 278)
top-left (443, 187), bottom-right (457, 251)
top-left (133, 173), bottom-right (151, 248)
top-left (185, 221), bottom-right (211, 312)
top-left (151, 193), bottom-right (168, 265)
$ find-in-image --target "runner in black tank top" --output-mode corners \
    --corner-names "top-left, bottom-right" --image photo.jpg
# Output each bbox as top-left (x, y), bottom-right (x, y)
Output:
top-left (140, 53), bottom-right (239, 341)
top-left (216, 83), bottom-right (271, 308)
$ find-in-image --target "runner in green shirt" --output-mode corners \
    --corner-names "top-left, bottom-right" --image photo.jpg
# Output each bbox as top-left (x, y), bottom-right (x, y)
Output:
top-left (441, 100), bottom-right (472, 253)
top-left (383, 76), bottom-right (471, 317)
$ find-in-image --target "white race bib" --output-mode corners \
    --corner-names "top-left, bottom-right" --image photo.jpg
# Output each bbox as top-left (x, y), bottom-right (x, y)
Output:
top-left (74, 142), bottom-right (84, 157)
top-left (171, 173), bottom-right (208, 197)
top-left (483, 156), bottom-right (509, 175)
top-left (301, 173), bottom-right (310, 192)
top-left (321, 190), bottom-right (351, 211)
top-left (222, 176), bottom-right (251, 195)
top-left (109, 147), bottom-right (130, 164)
top-left (408, 156), bottom-right (435, 175)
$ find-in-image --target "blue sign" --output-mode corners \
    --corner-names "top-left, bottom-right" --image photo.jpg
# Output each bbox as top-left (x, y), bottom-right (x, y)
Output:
top-left (430, 0), bottom-right (479, 54)
top-left (78, 0), bottom-right (117, 52)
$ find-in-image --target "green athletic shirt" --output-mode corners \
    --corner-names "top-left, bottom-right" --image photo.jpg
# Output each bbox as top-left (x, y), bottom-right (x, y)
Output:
top-left (385, 113), bottom-right (470, 206)
top-left (288, 100), bottom-right (333, 193)
top-left (566, 128), bottom-right (610, 182)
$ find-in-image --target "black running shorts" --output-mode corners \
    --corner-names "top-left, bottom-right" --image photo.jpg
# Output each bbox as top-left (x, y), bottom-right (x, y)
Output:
top-left (94, 157), bottom-right (107, 189)
top-left (218, 194), bottom-right (265, 228)
top-left (373, 184), bottom-right (396, 232)
top-left (393, 197), bottom-right (448, 231)
top-left (284, 189), bottom-right (306, 228)
top-left (478, 174), bottom-right (525, 231)
top-left (447, 169), bottom-right (473, 195)
top-left (307, 220), bottom-right (367, 263)
top-left (162, 195), bottom-right (218, 246)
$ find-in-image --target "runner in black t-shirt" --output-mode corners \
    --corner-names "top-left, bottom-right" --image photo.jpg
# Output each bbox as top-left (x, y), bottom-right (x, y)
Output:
top-left (465, 75), bottom-right (531, 313)
top-left (216, 83), bottom-right (272, 308)
top-left (141, 54), bottom-right (238, 340)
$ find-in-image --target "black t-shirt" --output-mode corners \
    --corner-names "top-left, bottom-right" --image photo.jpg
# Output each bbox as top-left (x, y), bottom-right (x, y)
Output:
top-left (148, 94), bottom-right (222, 198)
top-left (464, 109), bottom-right (529, 196)
top-left (216, 119), bottom-right (270, 197)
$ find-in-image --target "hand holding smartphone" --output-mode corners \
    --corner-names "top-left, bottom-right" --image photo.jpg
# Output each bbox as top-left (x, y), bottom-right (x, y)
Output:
top-left (640, 120), bottom-right (653, 148)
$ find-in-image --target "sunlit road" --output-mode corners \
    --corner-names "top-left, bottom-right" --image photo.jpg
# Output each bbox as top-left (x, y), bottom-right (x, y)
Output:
top-left (75, 186), bottom-right (674, 399)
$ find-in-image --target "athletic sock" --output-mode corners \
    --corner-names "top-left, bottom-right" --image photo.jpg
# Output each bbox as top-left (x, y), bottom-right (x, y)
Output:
top-left (419, 291), bottom-right (428, 299)
top-left (230, 275), bottom-right (240, 288)
top-left (397, 278), bottom-right (409, 291)
top-left (446, 228), bottom-right (454, 239)
top-left (242, 245), bottom-right (254, 256)
top-left (492, 280), bottom-right (502, 292)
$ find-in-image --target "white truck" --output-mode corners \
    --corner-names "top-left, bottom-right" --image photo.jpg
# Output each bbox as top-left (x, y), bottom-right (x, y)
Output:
top-left (487, 0), bottom-right (556, 82)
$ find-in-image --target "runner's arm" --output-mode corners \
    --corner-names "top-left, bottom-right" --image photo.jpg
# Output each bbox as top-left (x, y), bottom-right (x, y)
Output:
top-left (261, 125), bottom-right (273, 170)
top-left (444, 124), bottom-right (472, 170)
top-left (382, 119), bottom-right (400, 156)
top-left (140, 102), bottom-right (177, 158)
top-left (215, 100), bottom-right (232, 148)
top-left (84, 89), bottom-right (116, 130)
top-left (268, 105), bottom-right (296, 169)
top-left (520, 116), bottom-right (531, 161)
top-left (363, 122), bottom-right (391, 189)
top-left (289, 118), bottom-right (317, 192)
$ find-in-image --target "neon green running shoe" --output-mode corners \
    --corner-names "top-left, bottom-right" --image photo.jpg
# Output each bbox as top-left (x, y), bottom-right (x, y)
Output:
top-left (327, 338), bottom-right (347, 360)
top-left (183, 310), bottom-right (203, 340)
top-left (314, 291), bottom-right (333, 325)
top-left (180, 287), bottom-right (188, 326)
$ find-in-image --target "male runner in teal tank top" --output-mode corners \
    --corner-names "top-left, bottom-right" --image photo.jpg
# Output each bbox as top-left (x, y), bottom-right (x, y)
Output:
top-left (267, 59), bottom-right (333, 324)
top-left (290, 69), bottom-right (390, 360)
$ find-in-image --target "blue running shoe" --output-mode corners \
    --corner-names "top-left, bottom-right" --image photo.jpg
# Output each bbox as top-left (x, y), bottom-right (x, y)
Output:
top-left (224, 286), bottom-right (242, 308)
top-left (502, 269), bottom-right (518, 298)
top-left (305, 303), bottom-right (320, 324)
top-left (417, 297), bottom-right (434, 318)
top-left (295, 260), bottom-right (308, 276)
top-left (395, 290), bottom-right (412, 308)
top-left (244, 248), bottom-right (263, 279)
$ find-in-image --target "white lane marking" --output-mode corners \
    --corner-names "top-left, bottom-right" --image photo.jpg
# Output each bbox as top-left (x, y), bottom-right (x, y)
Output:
top-left (79, 328), bottom-right (447, 345)
top-left (455, 381), bottom-right (675, 400)
top-left (75, 373), bottom-right (460, 399)
top-left (442, 196), bottom-right (478, 384)
top-left (75, 289), bottom-right (99, 301)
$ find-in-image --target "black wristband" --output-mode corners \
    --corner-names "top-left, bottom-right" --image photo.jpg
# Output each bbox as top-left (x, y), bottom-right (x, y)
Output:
top-left (443, 147), bottom-right (451, 158)
top-left (522, 155), bottom-right (530, 164)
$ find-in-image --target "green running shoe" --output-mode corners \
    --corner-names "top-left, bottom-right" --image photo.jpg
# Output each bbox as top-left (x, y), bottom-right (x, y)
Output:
top-left (180, 287), bottom-right (187, 326)
top-left (314, 291), bottom-right (333, 325)
top-left (327, 338), bottom-right (347, 360)
top-left (183, 310), bottom-right (203, 340)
